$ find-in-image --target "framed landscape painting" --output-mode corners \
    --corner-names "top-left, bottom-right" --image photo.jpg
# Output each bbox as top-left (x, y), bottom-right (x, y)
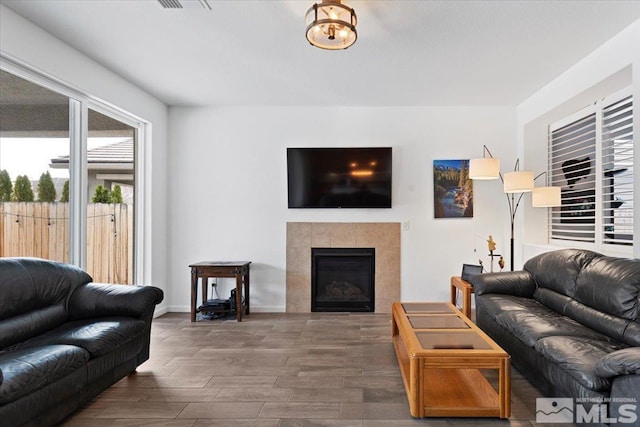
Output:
top-left (433, 160), bottom-right (473, 218)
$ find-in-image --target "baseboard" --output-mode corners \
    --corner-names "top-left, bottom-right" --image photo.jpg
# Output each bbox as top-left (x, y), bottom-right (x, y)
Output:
top-left (167, 305), bottom-right (190, 313)
top-left (164, 305), bottom-right (286, 313)
top-left (250, 306), bottom-right (285, 313)
top-left (153, 305), bottom-right (169, 318)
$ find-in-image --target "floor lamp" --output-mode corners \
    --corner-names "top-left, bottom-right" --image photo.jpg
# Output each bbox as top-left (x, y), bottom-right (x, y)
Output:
top-left (469, 145), bottom-right (561, 271)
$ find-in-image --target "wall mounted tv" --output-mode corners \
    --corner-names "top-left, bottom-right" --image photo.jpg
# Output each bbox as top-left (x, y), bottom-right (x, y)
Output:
top-left (287, 147), bottom-right (392, 208)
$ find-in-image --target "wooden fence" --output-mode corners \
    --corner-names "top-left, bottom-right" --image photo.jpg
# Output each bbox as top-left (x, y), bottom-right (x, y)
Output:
top-left (0, 202), bottom-right (133, 284)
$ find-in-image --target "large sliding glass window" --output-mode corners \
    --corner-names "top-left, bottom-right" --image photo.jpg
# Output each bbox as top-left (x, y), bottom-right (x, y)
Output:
top-left (86, 108), bottom-right (136, 284)
top-left (0, 70), bottom-right (71, 262)
top-left (0, 67), bottom-right (144, 285)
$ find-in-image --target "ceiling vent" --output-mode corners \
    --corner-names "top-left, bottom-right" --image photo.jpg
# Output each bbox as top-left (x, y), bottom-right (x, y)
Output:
top-left (157, 0), bottom-right (212, 10)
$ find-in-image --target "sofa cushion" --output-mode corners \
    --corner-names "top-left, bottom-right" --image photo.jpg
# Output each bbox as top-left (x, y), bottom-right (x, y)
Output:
top-left (535, 336), bottom-right (626, 392)
top-left (0, 305), bottom-right (67, 350)
top-left (85, 338), bottom-right (144, 383)
top-left (533, 287), bottom-right (572, 316)
top-left (523, 249), bottom-right (602, 298)
top-left (495, 306), bottom-right (612, 348)
top-left (475, 294), bottom-right (543, 322)
top-left (0, 345), bottom-right (89, 405)
top-left (6, 317), bottom-right (146, 358)
top-left (532, 260), bottom-right (640, 347)
top-left (0, 366), bottom-right (87, 427)
top-left (622, 322), bottom-right (640, 347)
top-left (0, 258), bottom-right (93, 350)
top-left (0, 258), bottom-right (92, 320)
top-left (594, 348), bottom-right (640, 378)
top-left (575, 256), bottom-right (640, 321)
top-left (563, 299), bottom-right (640, 347)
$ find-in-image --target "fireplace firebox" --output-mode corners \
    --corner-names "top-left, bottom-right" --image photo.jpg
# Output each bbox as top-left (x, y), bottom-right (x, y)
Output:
top-left (311, 248), bottom-right (375, 312)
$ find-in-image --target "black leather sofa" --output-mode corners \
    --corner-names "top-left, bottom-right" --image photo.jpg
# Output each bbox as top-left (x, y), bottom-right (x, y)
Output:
top-left (471, 249), bottom-right (640, 425)
top-left (0, 257), bottom-right (164, 426)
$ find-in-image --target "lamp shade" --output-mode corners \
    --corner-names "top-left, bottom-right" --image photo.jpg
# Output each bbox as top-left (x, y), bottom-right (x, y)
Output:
top-left (503, 171), bottom-right (534, 193)
top-left (305, 0), bottom-right (357, 50)
top-left (469, 157), bottom-right (500, 180)
top-left (532, 186), bottom-right (561, 207)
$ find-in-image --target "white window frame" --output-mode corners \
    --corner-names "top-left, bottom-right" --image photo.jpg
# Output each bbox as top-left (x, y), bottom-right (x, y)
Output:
top-left (0, 54), bottom-right (149, 285)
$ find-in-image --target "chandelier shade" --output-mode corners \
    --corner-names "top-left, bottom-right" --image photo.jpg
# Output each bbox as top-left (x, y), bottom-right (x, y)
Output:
top-left (503, 171), bottom-right (534, 193)
top-left (305, 0), bottom-right (357, 50)
top-left (532, 186), bottom-right (561, 207)
top-left (469, 157), bottom-right (500, 180)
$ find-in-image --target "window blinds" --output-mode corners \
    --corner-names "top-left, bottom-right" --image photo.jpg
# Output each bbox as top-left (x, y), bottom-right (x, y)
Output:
top-left (602, 95), bottom-right (633, 245)
top-left (549, 113), bottom-right (597, 243)
top-left (549, 91), bottom-right (633, 247)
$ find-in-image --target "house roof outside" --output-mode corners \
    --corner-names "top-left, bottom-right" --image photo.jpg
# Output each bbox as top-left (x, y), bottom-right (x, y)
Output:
top-left (50, 140), bottom-right (133, 170)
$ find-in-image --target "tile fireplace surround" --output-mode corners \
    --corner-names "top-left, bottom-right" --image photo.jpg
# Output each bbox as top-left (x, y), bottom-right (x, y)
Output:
top-left (286, 222), bottom-right (401, 313)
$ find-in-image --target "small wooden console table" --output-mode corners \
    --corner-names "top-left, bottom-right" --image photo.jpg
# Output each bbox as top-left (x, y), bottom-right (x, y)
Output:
top-left (450, 276), bottom-right (474, 318)
top-left (190, 261), bottom-right (251, 322)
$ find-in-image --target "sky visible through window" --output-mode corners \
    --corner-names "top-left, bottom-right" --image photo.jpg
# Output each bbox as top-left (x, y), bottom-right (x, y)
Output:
top-left (0, 137), bottom-right (126, 180)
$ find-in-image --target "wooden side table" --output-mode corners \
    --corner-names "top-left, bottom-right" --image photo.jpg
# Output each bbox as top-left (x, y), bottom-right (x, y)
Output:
top-left (450, 276), bottom-right (473, 318)
top-left (190, 261), bottom-right (251, 322)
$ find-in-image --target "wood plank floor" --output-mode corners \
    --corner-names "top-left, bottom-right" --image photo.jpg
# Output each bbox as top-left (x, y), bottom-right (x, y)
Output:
top-left (62, 312), bottom-right (544, 426)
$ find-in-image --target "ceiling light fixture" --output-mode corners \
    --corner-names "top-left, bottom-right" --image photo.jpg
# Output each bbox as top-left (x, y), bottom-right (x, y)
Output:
top-left (157, 0), bottom-right (211, 10)
top-left (305, 0), bottom-right (357, 50)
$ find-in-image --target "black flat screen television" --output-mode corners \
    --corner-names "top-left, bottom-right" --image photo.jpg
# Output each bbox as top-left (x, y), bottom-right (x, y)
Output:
top-left (287, 147), bottom-right (392, 208)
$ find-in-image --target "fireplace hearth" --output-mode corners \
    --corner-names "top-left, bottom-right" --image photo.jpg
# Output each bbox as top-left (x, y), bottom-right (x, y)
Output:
top-left (311, 247), bottom-right (375, 312)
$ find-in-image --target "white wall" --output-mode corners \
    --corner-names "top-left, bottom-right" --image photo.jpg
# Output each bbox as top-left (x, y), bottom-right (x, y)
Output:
top-left (3, 2), bottom-right (635, 314)
top-left (517, 19), bottom-right (640, 261)
top-left (0, 5), bottom-right (171, 312)
top-left (168, 106), bottom-right (516, 312)
top-left (0, 3), bottom-right (516, 314)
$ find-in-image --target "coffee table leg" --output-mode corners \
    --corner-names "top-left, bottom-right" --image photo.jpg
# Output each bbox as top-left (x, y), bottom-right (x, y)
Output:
top-left (464, 288), bottom-right (471, 318)
top-left (450, 283), bottom-right (456, 306)
top-left (500, 357), bottom-right (511, 418)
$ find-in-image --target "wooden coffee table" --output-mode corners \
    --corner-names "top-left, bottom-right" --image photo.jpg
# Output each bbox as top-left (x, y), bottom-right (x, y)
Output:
top-left (391, 302), bottom-right (510, 418)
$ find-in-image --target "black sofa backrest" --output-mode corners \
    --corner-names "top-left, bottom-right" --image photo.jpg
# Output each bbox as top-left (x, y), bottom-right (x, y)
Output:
top-left (524, 249), bottom-right (640, 347)
top-left (524, 249), bottom-right (603, 298)
top-left (577, 256), bottom-right (640, 321)
top-left (0, 258), bottom-right (92, 350)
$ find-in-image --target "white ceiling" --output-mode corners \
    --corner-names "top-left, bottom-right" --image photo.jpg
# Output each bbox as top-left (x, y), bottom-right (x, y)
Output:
top-left (2, 0), bottom-right (639, 107)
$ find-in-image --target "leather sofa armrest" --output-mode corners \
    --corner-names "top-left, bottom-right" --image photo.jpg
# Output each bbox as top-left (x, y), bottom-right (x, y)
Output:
top-left (595, 348), bottom-right (640, 378)
top-left (470, 271), bottom-right (535, 297)
top-left (609, 374), bottom-right (640, 424)
top-left (68, 283), bottom-right (164, 320)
